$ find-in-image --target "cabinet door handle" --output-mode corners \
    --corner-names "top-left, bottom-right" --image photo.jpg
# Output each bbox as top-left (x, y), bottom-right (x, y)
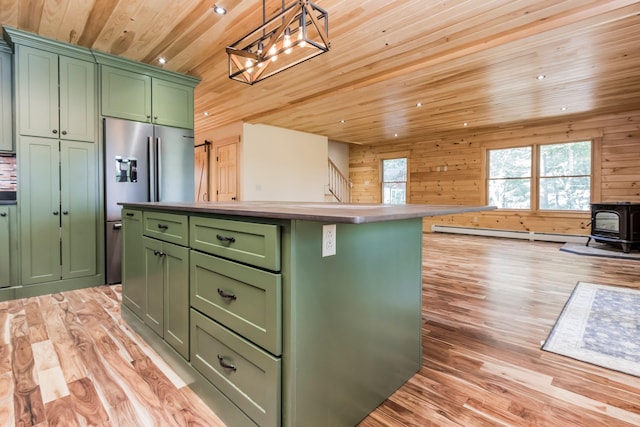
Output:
top-left (216, 234), bottom-right (236, 244)
top-left (61, 130), bottom-right (67, 135)
top-left (157, 224), bottom-right (169, 230)
top-left (153, 250), bottom-right (166, 257)
top-left (63, 211), bottom-right (69, 215)
top-left (53, 211), bottom-right (59, 216)
top-left (52, 129), bottom-right (58, 134)
top-left (217, 354), bottom-right (237, 372)
top-left (217, 288), bottom-right (237, 301)
top-left (0, 212), bottom-right (6, 217)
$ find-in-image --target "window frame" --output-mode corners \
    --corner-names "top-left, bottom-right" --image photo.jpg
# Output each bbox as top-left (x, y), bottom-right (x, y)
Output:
top-left (482, 137), bottom-right (601, 212)
top-left (379, 152), bottom-right (410, 204)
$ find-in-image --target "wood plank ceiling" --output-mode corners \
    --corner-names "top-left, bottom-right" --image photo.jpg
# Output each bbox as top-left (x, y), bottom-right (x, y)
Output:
top-left (2, 0), bottom-right (640, 145)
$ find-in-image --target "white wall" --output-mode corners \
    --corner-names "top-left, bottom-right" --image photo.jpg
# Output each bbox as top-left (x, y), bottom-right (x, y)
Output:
top-left (328, 140), bottom-right (349, 177)
top-left (242, 123), bottom-right (328, 202)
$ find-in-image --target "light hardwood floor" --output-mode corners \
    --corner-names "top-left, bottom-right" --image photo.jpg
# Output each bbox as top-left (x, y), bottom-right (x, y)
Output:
top-left (1, 233), bottom-right (639, 426)
top-left (360, 233), bottom-right (640, 427)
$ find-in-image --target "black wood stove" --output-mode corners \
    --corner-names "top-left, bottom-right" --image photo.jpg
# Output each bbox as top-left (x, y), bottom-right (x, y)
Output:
top-left (587, 202), bottom-right (640, 253)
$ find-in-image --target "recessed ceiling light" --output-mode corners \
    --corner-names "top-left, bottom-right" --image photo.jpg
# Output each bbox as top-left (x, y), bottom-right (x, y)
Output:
top-left (463, 122), bottom-right (468, 127)
top-left (416, 102), bottom-right (422, 107)
top-left (340, 119), bottom-right (345, 123)
top-left (203, 112), bottom-right (209, 116)
top-left (537, 74), bottom-right (546, 80)
top-left (561, 106), bottom-right (567, 111)
top-left (394, 133), bottom-right (398, 137)
top-left (158, 57), bottom-right (167, 64)
top-left (213, 4), bottom-right (227, 15)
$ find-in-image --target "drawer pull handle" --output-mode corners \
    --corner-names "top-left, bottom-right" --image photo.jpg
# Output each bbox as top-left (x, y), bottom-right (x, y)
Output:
top-left (216, 234), bottom-right (236, 244)
top-left (217, 288), bottom-right (237, 301)
top-left (157, 224), bottom-right (169, 230)
top-left (153, 250), bottom-right (166, 257)
top-left (125, 212), bottom-right (135, 217)
top-left (217, 354), bottom-right (237, 372)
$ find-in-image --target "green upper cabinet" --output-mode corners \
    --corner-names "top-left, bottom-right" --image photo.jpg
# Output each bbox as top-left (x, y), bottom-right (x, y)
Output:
top-left (0, 49), bottom-right (13, 152)
top-left (59, 55), bottom-right (97, 142)
top-left (19, 136), bottom-right (97, 285)
top-left (101, 65), bottom-right (195, 129)
top-left (152, 78), bottom-right (194, 129)
top-left (101, 66), bottom-right (152, 124)
top-left (94, 51), bottom-right (200, 130)
top-left (16, 45), bottom-right (96, 142)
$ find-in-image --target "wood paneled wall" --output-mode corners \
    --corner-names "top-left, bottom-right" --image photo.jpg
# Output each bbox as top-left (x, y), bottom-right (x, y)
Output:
top-left (349, 111), bottom-right (640, 235)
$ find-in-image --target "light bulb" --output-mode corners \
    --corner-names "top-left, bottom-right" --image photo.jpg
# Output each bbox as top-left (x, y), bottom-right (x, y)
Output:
top-left (298, 17), bottom-right (307, 48)
top-left (298, 30), bottom-right (306, 48)
top-left (269, 44), bottom-right (278, 62)
top-left (257, 41), bottom-right (264, 55)
top-left (245, 58), bottom-right (254, 73)
top-left (284, 27), bottom-right (292, 54)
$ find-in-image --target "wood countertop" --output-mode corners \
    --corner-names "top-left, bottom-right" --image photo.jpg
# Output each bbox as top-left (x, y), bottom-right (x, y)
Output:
top-left (119, 201), bottom-right (495, 224)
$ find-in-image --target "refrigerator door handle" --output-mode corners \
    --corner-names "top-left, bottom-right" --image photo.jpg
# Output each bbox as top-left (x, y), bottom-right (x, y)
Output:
top-left (156, 137), bottom-right (162, 202)
top-left (148, 136), bottom-right (155, 202)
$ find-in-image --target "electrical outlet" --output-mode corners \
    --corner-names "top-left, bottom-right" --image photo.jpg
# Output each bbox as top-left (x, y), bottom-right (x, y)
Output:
top-left (322, 224), bottom-right (337, 257)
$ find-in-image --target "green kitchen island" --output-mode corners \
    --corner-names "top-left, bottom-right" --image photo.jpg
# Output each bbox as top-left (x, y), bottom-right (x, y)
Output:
top-left (119, 201), bottom-right (492, 427)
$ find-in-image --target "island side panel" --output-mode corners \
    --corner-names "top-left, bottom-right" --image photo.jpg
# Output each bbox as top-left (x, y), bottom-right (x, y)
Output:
top-left (283, 218), bottom-right (423, 426)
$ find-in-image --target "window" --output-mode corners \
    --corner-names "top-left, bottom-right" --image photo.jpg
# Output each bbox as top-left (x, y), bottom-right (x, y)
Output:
top-left (539, 141), bottom-right (591, 210)
top-left (488, 147), bottom-right (532, 209)
top-left (381, 157), bottom-right (407, 204)
top-left (487, 141), bottom-right (591, 211)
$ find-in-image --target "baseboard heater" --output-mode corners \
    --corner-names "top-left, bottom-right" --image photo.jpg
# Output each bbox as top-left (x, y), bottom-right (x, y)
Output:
top-left (431, 225), bottom-right (589, 244)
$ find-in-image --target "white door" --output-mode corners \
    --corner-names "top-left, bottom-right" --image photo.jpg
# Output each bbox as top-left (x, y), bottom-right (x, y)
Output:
top-left (216, 143), bottom-right (237, 201)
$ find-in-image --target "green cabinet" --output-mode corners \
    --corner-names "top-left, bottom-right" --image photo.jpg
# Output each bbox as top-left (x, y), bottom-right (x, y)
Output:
top-left (123, 209), bottom-right (190, 359)
top-left (141, 236), bottom-right (190, 358)
top-left (16, 45), bottom-right (96, 142)
top-left (0, 205), bottom-right (17, 288)
top-left (122, 207), bottom-right (424, 427)
top-left (122, 209), bottom-right (145, 319)
top-left (0, 49), bottom-right (12, 152)
top-left (101, 65), bottom-right (194, 129)
top-left (19, 137), bottom-right (97, 285)
top-left (151, 78), bottom-right (194, 129)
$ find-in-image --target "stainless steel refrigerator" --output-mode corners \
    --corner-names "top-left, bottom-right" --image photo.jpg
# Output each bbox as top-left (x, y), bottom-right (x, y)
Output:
top-left (104, 117), bottom-right (194, 284)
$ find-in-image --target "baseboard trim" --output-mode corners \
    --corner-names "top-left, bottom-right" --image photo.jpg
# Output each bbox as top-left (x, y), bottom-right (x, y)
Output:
top-left (431, 225), bottom-right (589, 244)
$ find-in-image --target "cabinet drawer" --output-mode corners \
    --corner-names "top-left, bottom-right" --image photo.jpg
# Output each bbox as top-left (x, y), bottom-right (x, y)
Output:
top-left (191, 309), bottom-right (281, 427)
top-left (190, 217), bottom-right (280, 271)
top-left (191, 250), bottom-right (281, 356)
top-left (122, 208), bottom-right (142, 221)
top-left (143, 211), bottom-right (188, 245)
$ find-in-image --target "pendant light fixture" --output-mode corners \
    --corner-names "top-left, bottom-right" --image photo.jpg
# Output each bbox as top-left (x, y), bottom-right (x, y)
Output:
top-left (226, 0), bottom-right (329, 85)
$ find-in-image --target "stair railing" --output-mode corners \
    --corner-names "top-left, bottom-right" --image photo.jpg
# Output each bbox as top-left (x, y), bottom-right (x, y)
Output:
top-left (328, 159), bottom-right (351, 203)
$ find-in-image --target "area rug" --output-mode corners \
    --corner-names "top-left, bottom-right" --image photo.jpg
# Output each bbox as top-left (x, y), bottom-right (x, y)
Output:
top-left (560, 242), bottom-right (640, 260)
top-left (542, 282), bottom-right (640, 377)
